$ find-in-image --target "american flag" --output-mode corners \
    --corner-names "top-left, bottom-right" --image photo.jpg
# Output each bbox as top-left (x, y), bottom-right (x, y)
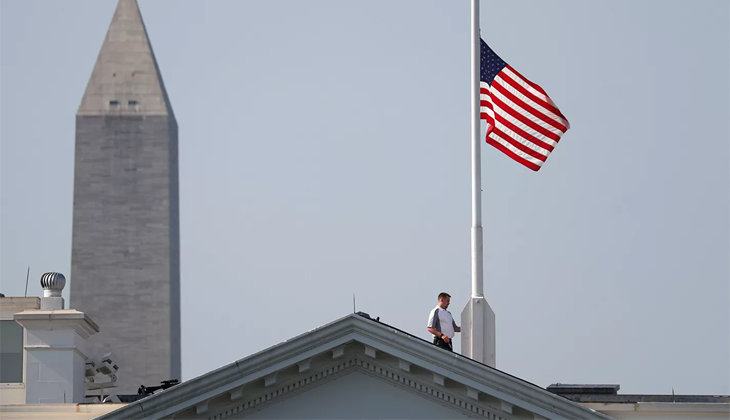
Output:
top-left (480, 39), bottom-right (569, 171)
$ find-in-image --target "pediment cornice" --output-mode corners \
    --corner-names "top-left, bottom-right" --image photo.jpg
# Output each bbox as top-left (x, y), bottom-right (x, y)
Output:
top-left (99, 315), bottom-right (609, 420)
top-left (202, 355), bottom-right (513, 420)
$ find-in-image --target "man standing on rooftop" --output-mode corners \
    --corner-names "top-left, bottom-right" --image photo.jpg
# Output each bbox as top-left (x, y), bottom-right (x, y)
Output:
top-left (427, 292), bottom-right (461, 352)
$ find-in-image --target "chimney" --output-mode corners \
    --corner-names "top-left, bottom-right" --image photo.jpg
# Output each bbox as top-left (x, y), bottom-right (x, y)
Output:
top-left (13, 273), bottom-right (99, 404)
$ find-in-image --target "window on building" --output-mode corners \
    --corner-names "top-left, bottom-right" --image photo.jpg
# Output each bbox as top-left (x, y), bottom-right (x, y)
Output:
top-left (109, 100), bottom-right (120, 106)
top-left (0, 320), bottom-right (23, 383)
top-left (128, 100), bottom-right (138, 106)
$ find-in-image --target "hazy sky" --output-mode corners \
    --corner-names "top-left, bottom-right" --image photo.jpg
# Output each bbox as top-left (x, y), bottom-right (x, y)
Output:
top-left (1, 0), bottom-right (728, 395)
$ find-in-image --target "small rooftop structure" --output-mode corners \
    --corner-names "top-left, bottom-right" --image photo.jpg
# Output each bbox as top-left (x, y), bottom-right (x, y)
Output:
top-left (547, 383), bottom-right (730, 403)
top-left (547, 383), bottom-right (621, 395)
top-left (547, 382), bottom-right (730, 419)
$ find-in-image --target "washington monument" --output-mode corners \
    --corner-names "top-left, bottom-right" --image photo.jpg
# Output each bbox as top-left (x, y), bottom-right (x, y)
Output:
top-left (71, 0), bottom-right (180, 394)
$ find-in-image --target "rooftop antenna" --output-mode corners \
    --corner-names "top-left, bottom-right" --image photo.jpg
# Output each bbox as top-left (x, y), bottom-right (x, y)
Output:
top-left (352, 294), bottom-right (356, 313)
top-left (24, 266), bottom-right (30, 297)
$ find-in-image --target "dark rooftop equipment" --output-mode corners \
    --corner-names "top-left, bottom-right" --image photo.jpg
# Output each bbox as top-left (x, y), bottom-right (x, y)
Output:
top-left (356, 311), bottom-right (379, 322)
top-left (547, 384), bottom-right (620, 395)
top-left (137, 379), bottom-right (180, 396)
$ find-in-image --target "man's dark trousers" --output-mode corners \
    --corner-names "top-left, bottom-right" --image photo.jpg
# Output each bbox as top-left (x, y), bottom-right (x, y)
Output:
top-left (433, 336), bottom-right (453, 352)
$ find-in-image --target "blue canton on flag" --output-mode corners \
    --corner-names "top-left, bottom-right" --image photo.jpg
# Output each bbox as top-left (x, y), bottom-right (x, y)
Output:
top-left (480, 40), bottom-right (507, 87)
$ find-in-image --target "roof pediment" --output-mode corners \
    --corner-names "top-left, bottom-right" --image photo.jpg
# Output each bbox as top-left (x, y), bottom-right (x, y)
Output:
top-left (99, 314), bottom-right (609, 420)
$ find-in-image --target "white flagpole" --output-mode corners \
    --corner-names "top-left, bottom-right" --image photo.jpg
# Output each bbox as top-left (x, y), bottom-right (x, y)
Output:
top-left (461, 0), bottom-right (495, 368)
top-left (470, 0), bottom-right (483, 300)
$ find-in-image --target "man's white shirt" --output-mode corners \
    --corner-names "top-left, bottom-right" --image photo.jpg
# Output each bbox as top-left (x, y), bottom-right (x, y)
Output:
top-left (427, 305), bottom-right (456, 338)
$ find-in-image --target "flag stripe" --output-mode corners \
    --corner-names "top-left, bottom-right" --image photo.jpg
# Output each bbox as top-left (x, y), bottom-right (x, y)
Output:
top-left (504, 66), bottom-right (570, 129)
top-left (479, 88), bottom-right (496, 127)
top-left (505, 65), bottom-right (547, 98)
top-left (491, 126), bottom-right (548, 161)
top-left (492, 110), bottom-right (555, 152)
top-left (486, 134), bottom-right (542, 171)
top-left (483, 84), bottom-right (558, 151)
top-left (490, 91), bottom-right (562, 142)
top-left (492, 81), bottom-right (567, 133)
top-left (495, 74), bottom-right (568, 128)
top-left (500, 67), bottom-right (565, 120)
top-left (491, 102), bottom-right (557, 150)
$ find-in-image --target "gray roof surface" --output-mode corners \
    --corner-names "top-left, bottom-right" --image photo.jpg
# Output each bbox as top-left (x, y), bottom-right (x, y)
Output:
top-left (547, 382), bottom-right (729, 404)
top-left (551, 393), bottom-right (730, 404)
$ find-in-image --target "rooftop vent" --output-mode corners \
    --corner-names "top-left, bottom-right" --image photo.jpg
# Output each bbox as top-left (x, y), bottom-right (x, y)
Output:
top-left (547, 384), bottom-right (620, 395)
top-left (41, 272), bottom-right (66, 297)
top-left (40, 272), bottom-right (66, 310)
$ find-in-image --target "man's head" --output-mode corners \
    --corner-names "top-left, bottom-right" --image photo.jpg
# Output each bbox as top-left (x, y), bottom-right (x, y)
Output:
top-left (437, 292), bottom-right (451, 309)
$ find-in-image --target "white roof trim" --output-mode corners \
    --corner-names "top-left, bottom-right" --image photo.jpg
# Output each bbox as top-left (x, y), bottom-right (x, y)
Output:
top-left (99, 314), bottom-right (610, 419)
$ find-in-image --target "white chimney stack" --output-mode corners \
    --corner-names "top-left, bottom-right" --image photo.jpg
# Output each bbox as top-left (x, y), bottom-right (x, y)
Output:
top-left (13, 272), bottom-right (99, 404)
